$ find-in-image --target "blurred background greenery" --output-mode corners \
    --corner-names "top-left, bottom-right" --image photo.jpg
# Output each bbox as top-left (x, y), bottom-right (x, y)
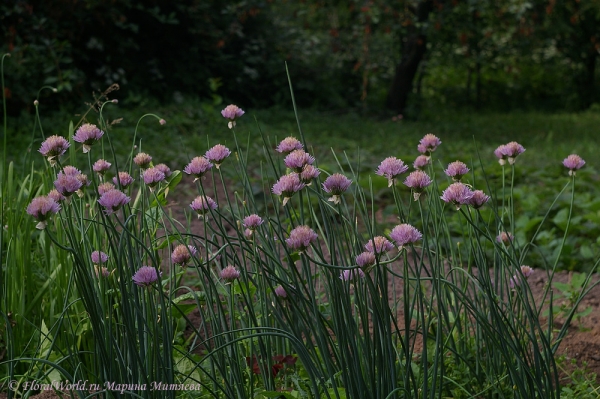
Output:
top-left (2, 0), bottom-right (599, 115)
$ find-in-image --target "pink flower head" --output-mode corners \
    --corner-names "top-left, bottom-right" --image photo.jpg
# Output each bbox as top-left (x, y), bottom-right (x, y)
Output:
top-left (274, 285), bottom-right (288, 298)
top-left (91, 251), bottom-right (109, 264)
top-left (356, 252), bottom-right (376, 269)
top-left (221, 104), bottom-right (245, 129)
top-left (47, 189), bottom-right (66, 203)
top-left (133, 153), bottom-right (153, 169)
top-left (159, 118), bottom-right (166, 125)
top-left (220, 265), bottom-right (241, 282)
top-left (413, 155), bottom-right (430, 170)
top-left (98, 189), bottom-right (131, 215)
top-left (26, 196), bottom-right (61, 229)
top-left (39, 135), bottom-right (70, 165)
top-left (364, 236), bottom-right (395, 256)
top-left (389, 224), bottom-right (422, 249)
top-left (142, 167), bottom-right (166, 190)
top-left (98, 182), bottom-right (116, 196)
top-left (440, 182), bottom-right (474, 210)
top-left (376, 157), bottom-right (409, 187)
top-left (243, 214), bottom-right (264, 230)
top-left (520, 265), bottom-right (534, 278)
top-left (93, 159), bottom-right (111, 176)
top-left (171, 244), bottom-right (198, 266)
top-left (509, 266), bottom-right (534, 289)
top-left (184, 157), bottom-right (213, 181)
top-left (322, 173), bottom-right (352, 204)
top-left (299, 165), bottom-right (320, 184)
top-left (132, 266), bottom-right (161, 287)
top-left (417, 134), bottom-right (442, 155)
top-left (284, 150), bottom-right (315, 173)
top-left (444, 161), bottom-right (470, 181)
top-left (563, 154), bottom-right (585, 176)
top-left (95, 266), bottom-right (110, 278)
top-left (54, 173), bottom-right (83, 197)
top-left (286, 225), bottom-right (318, 253)
top-left (205, 144), bottom-right (231, 169)
top-left (73, 123), bottom-right (104, 153)
top-left (495, 142), bottom-right (525, 165)
top-left (404, 170), bottom-right (432, 200)
top-left (340, 268), bottom-right (365, 281)
top-left (272, 174), bottom-right (306, 206)
top-left (154, 163), bottom-right (172, 178)
top-left (496, 232), bottom-right (514, 246)
top-left (190, 196), bottom-right (218, 218)
top-left (113, 172), bottom-right (134, 188)
top-left (469, 190), bottom-right (490, 209)
top-left (276, 137), bottom-right (303, 154)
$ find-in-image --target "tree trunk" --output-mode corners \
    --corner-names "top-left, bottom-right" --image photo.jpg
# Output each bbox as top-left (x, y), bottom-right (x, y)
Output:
top-left (386, 0), bottom-right (433, 115)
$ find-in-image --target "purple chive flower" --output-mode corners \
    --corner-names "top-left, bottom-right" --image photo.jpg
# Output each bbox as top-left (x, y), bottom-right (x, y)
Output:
top-left (520, 265), bottom-right (534, 278)
top-left (413, 155), bottom-right (430, 170)
top-left (274, 285), bottom-right (288, 298)
top-left (190, 196), bottom-right (218, 218)
top-left (284, 150), bottom-right (315, 173)
top-left (440, 182), bottom-right (474, 210)
top-left (133, 153), bottom-right (153, 169)
top-left (389, 224), bottom-right (422, 249)
top-left (220, 265), bottom-right (241, 282)
top-left (113, 172), bottom-right (134, 188)
top-left (356, 252), bottom-right (377, 269)
top-left (243, 214), bottom-right (264, 230)
top-left (272, 174), bottom-right (306, 206)
top-left (299, 165), bottom-right (320, 184)
top-left (364, 236), bottom-right (395, 256)
top-left (563, 154), bottom-right (585, 176)
top-left (171, 244), bottom-right (198, 266)
top-left (509, 266), bottom-right (534, 289)
top-left (322, 173), bottom-right (352, 204)
top-left (205, 144), bottom-right (231, 169)
top-left (495, 142), bottom-right (525, 165)
top-left (276, 137), bottom-right (303, 154)
top-left (469, 190), bottom-right (490, 209)
top-left (91, 251), bottom-right (109, 264)
top-left (376, 157), bottom-right (409, 187)
top-left (39, 135), bottom-right (70, 166)
top-left (73, 123), bottom-right (104, 153)
top-left (95, 266), bottom-right (110, 278)
top-left (417, 134), bottom-right (442, 155)
top-left (184, 157), bottom-right (213, 181)
top-left (26, 196), bottom-right (61, 229)
top-left (54, 174), bottom-right (83, 197)
top-left (496, 232), bottom-right (514, 246)
top-left (93, 159), bottom-right (111, 176)
top-left (98, 189), bottom-right (131, 215)
top-left (154, 163), bottom-right (172, 178)
top-left (132, 266), bottom-right (161, 287)
top-left (404, 170), bottom-right (432, 201)
top-left (48, 189), bottom-right (66, 203)
top-left (61, 165), bottom-right (81, 176)
top-left (142, 167), bottom-right (166, 190)
top-left (221, 104), bottom-right (245, 129)
top-left (444, 161), bottom-right (470, 181)
top-left (286, 225), bottom-right (318, 253)
top-left (98, 182), bottom-right (116, 196)
top-left (340, 268), bottom-right (365, 281)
